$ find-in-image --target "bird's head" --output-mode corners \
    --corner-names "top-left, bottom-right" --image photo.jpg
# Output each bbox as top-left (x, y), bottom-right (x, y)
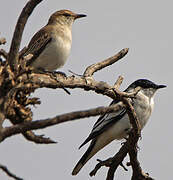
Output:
top-left (48, 10), bottom-right (86, 27)
top-left (126, 79), bottom-right (166, 98)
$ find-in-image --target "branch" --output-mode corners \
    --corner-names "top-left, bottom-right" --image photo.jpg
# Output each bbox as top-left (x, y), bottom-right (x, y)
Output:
top-left (90, 141), bottom-right (129, 178)
top-left (83, 48), bottom-right (129, 77)
top-left (106, 142), bottom-right (129, 180)
top-left (123, 98), bottom-right (154, 180)
top-left (8, 0), bottom-right (43, 71)
top-left (114, 75), bottom-right (124, 89)
top-left (0, 164), bottom-right (23, 180)
top-left (0, 103), bottom-right (125, 142)
top-left (22, 131), bottom-right (57, 144)
top-left (19, 72), bottom-right (115, 98)
top-left (15, 49), bottom-right (129, 101)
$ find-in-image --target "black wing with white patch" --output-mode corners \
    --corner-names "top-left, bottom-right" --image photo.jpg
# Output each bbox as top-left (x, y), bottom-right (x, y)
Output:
top-left (79, 99), bottom-right (127, 149)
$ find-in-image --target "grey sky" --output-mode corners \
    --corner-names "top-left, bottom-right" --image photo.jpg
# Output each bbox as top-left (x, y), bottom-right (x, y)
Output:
top-left (0, 0), bottom-right (172, 179)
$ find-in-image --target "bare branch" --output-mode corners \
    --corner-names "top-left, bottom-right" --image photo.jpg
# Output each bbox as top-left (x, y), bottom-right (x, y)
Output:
top-left (8, 0), bottom-right (43, 71)
top-left (123, 98), bottom-right (154, 180)
top-left (14, 48), bottom-right (129, 100)
top-left (113, 86), bottom-right (141, 99)
top-left (22, 131), bottom-right (57, 144)
top-left (83, 48), bottom-right (129, 77)
top-left (106, 142), bottom-right (129, 180)
top-left (0, 164), bottom-right (23, 180)
top-left (113, 75), bottom-right (124, 89)
top-left (1, 103), bottom-right (125, 142)
top-left (19, 72), bottom-right (115, 98)
top-left (90, 141), bottom-right (129, 178)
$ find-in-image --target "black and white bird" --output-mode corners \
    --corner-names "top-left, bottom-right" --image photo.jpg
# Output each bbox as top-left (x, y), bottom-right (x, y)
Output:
top-left (72, 79), bottom-right (166, 175)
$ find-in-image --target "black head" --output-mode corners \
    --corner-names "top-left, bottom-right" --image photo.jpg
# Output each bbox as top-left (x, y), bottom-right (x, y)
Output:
top-left (127, 79), bottom-right (166, 90)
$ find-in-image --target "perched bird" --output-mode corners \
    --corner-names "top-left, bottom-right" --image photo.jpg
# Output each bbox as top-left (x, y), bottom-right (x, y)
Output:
top-left (72, 79), bottom-right (166, 175)
top-left (22, 10), bottom-right (86, 71)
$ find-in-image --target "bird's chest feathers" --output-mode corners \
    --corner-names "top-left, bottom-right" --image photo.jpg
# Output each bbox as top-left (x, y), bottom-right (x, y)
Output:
top-left (49, 31), bottom-right (72, 64)
top-left (134, 93), bottom-right (154, 128)
top-left (37, 29), bottom-right (72, 71)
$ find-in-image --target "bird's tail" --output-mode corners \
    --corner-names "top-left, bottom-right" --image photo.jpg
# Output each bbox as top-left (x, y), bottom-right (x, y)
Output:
top-left (72, 140), bottom-right (96, 175)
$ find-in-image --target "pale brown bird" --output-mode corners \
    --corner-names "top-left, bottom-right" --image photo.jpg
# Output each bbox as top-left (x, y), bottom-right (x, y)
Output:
top-left (23, 10), bottom-right (86, 71)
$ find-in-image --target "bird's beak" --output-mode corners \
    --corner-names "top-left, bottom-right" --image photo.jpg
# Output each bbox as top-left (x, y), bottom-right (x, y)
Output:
top-left (75, 14), bottom-right (87, 19)
top-left (157, 85), bottom-right (167, 89)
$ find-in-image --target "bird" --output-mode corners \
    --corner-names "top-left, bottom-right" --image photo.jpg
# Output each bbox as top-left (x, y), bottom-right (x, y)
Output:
top-left (72, 79), bottom-right (166, 175)
top-left (22, 10), bottom-right (86, 71)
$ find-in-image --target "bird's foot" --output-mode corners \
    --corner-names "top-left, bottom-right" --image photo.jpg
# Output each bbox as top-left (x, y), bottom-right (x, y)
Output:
top-left (68, 69), bottom-right (94, 86)
top-left (68, 69), bottom-right (83, 77)
top-left (35, 68), bottom-right (70, 95)
top-left (55, 71), bottom-right (67, 78)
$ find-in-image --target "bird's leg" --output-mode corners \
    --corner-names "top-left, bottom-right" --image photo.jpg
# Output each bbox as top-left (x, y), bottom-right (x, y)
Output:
top-left (68, 69), bottom-right (94, 85)
top-left (55, 71), bottom-right (67, 77)
top-left (68, 69), bottom-right (83, 77)
top-left (120, 162), bottom-right (128, 171)
top-left (35, 68), bottom-right (70, 95)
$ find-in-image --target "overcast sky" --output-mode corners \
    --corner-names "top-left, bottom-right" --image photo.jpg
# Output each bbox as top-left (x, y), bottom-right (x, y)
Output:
top-left (0, 0), bottom-right (172, 180)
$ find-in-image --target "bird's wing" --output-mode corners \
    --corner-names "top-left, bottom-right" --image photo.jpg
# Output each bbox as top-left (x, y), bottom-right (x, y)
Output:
top-left (79, 99), bottom-right (127, 149)
top-left (21, 27), bottom-right (52, 64)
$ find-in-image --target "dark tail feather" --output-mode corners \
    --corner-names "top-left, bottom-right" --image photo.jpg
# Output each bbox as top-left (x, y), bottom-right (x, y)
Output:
top-left (72, 140), bottom-right (96, 175)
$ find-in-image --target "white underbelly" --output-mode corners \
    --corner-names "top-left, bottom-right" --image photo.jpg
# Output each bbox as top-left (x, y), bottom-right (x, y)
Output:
top-left (97, 99), bottom-right (153, 143)
top-left (31, 36), bottom-right (71, 71)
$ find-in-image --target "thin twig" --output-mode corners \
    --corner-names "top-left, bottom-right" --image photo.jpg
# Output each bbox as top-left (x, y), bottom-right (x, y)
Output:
top-left (83, 48), bottom-right (129, 77)
top-left (0, 164), bottom-right (23, 180)
top-left (113, 75), bottom-right (124, 89)
top-left (8, 0), bottom-right (43, 71)
top-left (22, 131), bottom-right (57, 144)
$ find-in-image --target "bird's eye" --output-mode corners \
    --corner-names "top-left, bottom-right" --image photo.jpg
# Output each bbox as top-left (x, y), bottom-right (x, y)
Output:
top-left (64, 13), bottom-right (71, 17)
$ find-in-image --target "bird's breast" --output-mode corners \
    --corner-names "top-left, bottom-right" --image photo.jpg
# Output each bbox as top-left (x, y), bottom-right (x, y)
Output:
top-left (134, 95), bottom-right (154, 129)
top-left (51, 33), bottom-right (71, 65)
top-left (32, 30), bottom-right (72, 71)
